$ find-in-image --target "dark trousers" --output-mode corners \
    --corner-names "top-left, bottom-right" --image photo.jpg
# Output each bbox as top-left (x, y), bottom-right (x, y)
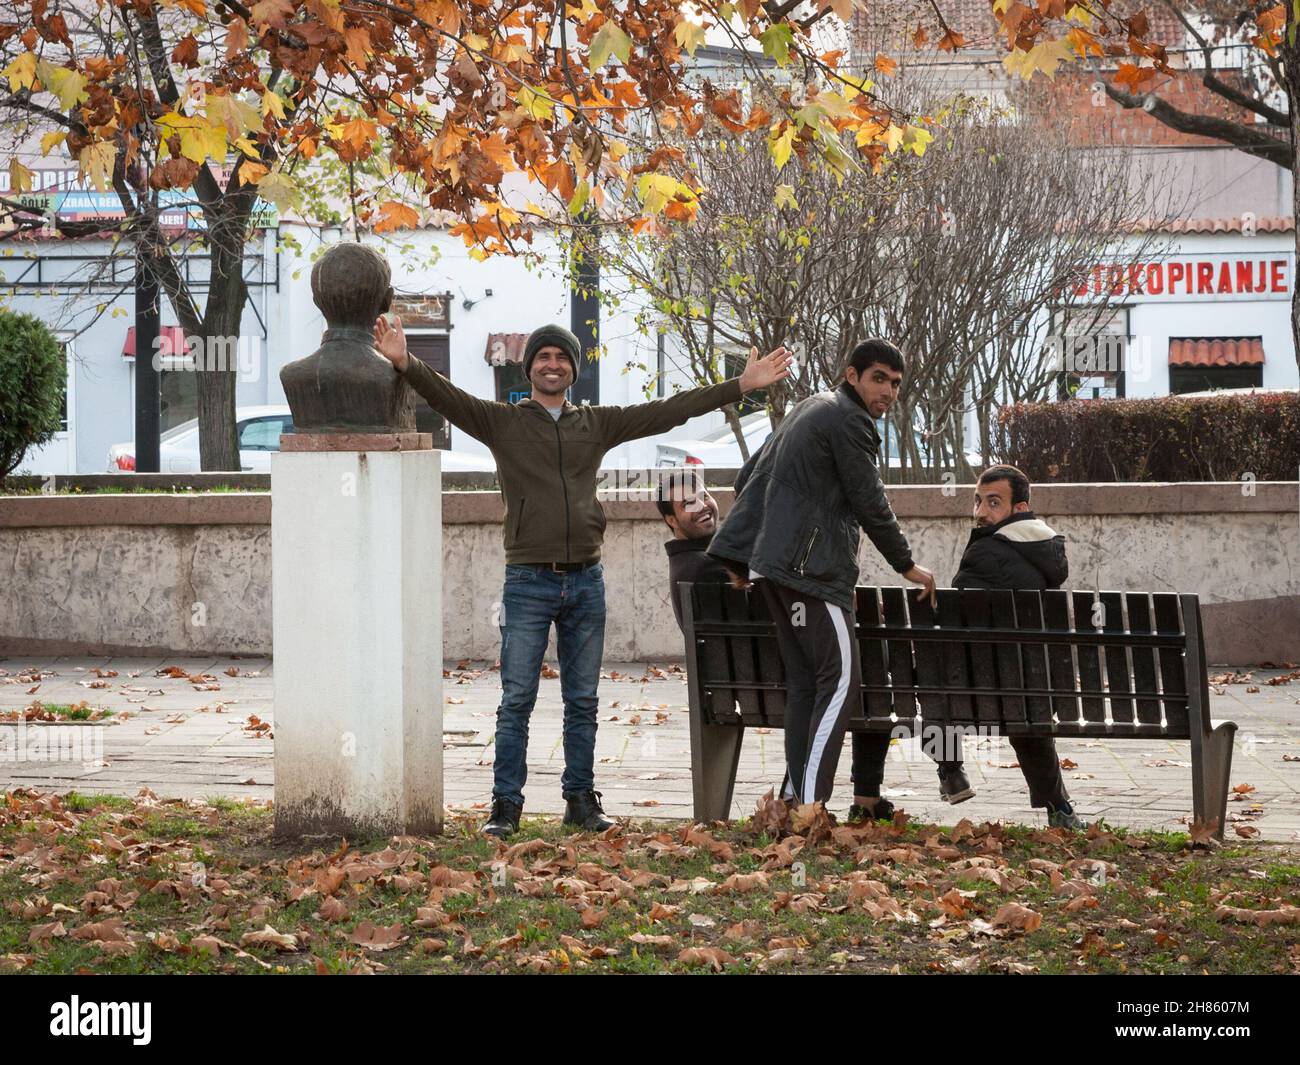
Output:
top-left (761, 580), bottom-right (889, 804)
top-left (1010, 735), bottom-right (1070, 808)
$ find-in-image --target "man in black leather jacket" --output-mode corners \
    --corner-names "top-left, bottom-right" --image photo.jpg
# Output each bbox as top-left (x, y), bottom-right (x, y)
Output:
top-left (708, 339), bottom-right (938, 819)
top-left (953, 465), bottom-right (1086, 830)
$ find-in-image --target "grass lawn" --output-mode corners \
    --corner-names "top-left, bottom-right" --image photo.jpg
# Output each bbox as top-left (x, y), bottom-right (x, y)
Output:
top-left (2, 788), bottom-right (1297, 975)
top-left (1, 702), bottom-right (114, 722)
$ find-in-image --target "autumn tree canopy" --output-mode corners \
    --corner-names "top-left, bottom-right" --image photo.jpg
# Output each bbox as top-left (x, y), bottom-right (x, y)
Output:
top-left (1, 1), bottom-right (1295, 469)
top-left (0, 0), bottom-right (934, 467)
top-left (1, 0), bottom-right (939, 252)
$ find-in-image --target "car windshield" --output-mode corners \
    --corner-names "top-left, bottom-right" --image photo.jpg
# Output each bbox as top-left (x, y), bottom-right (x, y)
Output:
top-left (695, 411), bottom-right (768, 445)
top-left (161, 419), bottom-right (198, 442)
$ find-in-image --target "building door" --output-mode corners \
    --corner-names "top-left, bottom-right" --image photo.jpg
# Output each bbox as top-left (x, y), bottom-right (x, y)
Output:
top-left (406, 333), bottom-right (451, 449)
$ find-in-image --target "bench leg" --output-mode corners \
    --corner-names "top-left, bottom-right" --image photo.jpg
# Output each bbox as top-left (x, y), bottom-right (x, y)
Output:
top-left (690, 722), bottom-right (744, 824)
top-left (1192, 722), bottom-right (1237, 840)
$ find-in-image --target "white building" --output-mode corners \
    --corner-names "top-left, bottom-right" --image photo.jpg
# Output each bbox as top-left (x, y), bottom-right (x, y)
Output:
top-left (8, 220), bottom-right (726, 475)
top-left (1059, 218), bottom-right (1297, 401)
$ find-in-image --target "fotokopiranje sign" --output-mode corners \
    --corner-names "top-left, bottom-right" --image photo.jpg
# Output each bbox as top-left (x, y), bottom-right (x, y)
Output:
top-left (1072, 252), bottom-right (1293, 302)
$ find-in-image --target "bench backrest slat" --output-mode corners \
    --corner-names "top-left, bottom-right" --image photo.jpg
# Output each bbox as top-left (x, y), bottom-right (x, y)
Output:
top-left (961, 589), bottom-right (1003, 725)
top-left (1099, 589), bottom-right (1136, 723)
top-left (752, 588), bottom-right (787, 724)
top-left (937, 589), bottom-right (976, 725)
top-left (1126, 593), bottom-right (1164, 725)
top-left (1152, 593), bottom-right (1191, 734)
top-left (881, 587), bottom-right (917, 721)
top-left (855, 587), bottom-right (893, 721)
top-left (695, 583), bottom-right (738, 724)
top-left (1042, 590), bottom-right (1081, 725)
top-left (722, 585), bottom-right (764, 723)
top-left (1072, 591), bottom-right (1109, 723)
top-left (1013, 591), bottom-right (1054, 724)
top-left (910, 592), bottom-right (946, 725)
top-left (988, 589), bottom-right (1028, 723)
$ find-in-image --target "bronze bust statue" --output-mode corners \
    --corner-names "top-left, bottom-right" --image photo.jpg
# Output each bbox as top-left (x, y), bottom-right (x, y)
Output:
top-left (279, 243), bottom-right (416, 433)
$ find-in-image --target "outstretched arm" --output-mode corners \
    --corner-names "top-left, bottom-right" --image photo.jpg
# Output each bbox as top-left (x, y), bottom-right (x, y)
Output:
top-left (597, 346), bottom-right (793, 446)
top-left (374, 314), bottom-right (506, 445)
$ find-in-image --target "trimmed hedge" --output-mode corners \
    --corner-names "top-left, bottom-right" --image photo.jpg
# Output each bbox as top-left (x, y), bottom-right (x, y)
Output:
top-left (995, 391), bottom-right (1300, 482)
top-left (0, 309), bottom-right (66, 477)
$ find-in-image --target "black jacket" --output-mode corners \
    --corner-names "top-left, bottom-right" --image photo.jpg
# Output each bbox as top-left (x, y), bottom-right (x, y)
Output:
top-left (665, 535), bottom-right (730, 629)
top-left (952, 512), bottom-right (1068, 591)
top-left (707, 382), bottom-right (914, 610)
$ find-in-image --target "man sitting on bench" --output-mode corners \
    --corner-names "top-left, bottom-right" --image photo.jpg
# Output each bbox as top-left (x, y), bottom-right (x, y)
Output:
top-left (657, 469), bottom-right (731, 630)
top-left (954, 464), bottom-right (1086, 830)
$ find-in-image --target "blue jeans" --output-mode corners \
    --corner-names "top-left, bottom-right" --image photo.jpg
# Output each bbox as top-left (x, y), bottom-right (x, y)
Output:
top-left (492, 562), bottom-right (606, 806)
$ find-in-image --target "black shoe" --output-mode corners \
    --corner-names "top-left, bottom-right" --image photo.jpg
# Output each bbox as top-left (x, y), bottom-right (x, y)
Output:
top-left (1046, 800), bottom-right (1087, 831)
top-left (848, 797), bottom-right (895, 824)
top-left (482, 797), bottom-right (522, 839)
top-left (938, 765), bottom-right (975, 804)
top-left (563, 790), bottom-right (616, 832)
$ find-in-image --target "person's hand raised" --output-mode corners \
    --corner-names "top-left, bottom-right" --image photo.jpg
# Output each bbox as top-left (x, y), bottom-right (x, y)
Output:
top-left (373, 313), bottom-right (409, 371)
top-left (738, 345), bottom-right (793, 393)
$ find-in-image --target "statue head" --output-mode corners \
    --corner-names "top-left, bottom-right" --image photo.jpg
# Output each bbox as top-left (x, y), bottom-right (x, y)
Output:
top-left (310, 243), bottom-right (394, 329)
top-left (280, 243), bottom-right (414, 434)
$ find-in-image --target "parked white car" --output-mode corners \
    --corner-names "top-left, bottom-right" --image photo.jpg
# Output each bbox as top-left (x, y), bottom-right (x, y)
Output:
top-left (107, 405), bottom-right (497, 473)
top-left (656, 410), bottom-right (983, 469)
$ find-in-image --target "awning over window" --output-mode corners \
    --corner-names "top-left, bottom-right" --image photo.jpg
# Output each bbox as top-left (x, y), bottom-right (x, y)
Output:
top-left (1168, 337), bottom-right (1265, 368)
top-left (484, 333), bottom-right (529, 366)
top-left (123, 325), bottom-right (188, 359)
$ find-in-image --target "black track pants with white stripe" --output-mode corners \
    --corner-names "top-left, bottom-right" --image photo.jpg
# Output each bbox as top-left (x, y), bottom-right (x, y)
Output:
top-left (760, 579), bottom-right (883, 805)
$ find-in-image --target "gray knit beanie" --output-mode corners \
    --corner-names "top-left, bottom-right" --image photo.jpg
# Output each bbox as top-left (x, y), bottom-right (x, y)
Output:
top-left (523, 324), bottom-right (582, 381)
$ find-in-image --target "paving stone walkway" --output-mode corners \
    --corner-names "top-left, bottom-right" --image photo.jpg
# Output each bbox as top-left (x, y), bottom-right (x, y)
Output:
top-left (2, 656), bottom-right (1298, 840)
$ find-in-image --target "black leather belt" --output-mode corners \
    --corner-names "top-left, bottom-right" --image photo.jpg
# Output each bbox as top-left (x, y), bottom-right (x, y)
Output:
top-left (537, 561), bottom-right (594, 572)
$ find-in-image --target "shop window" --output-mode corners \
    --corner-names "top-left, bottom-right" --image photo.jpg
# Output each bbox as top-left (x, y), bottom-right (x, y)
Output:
top-left (1169, 366), bottom-right (1264, 394)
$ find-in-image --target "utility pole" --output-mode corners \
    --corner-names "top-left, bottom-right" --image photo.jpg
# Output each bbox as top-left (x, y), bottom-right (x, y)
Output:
top-left (133, 243), bottom-right (161, 472)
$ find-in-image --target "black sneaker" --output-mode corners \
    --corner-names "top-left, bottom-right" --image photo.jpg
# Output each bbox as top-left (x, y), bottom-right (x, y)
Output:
top-left (563, 790), bottom-right (616, 832)
top-left (847, 797), bottom-right (895, 824)
top-left (482, 797), bottom-right (522, 839)
top-left (1047, 800), bottom-right (1087, 831)
top-left (938, 765), bottom-right (975, 804)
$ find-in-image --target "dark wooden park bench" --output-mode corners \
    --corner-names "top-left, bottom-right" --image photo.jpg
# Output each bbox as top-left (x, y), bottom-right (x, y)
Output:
top-left (679, 583), bottom-right (1237, 838)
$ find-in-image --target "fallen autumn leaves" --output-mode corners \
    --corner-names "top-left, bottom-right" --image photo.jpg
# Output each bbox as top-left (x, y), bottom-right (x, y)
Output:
top-left (1, 787), bottom-right (1298, 975)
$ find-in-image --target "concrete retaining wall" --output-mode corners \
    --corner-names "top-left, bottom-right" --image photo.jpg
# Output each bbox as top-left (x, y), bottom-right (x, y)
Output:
top-left (2, 483), bottom-right (1297, 665)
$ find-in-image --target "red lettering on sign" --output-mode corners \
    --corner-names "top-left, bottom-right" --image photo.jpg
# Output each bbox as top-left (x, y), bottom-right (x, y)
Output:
top-left (1216, 261), bottom-right (1233, 293)
top-left (1196, 262), bottom-right (1213, 293)
top-left (1127, 263), bottom-right (1145, 294)
top-left (1168, 262), bottom-right (1185, 289)
top-left (1146, 263), bottom-right (1163, 294)
top-left (1271, 259), bottom-right (1286, 292)
top-left (1236, 260), bottom-right (1255, 293)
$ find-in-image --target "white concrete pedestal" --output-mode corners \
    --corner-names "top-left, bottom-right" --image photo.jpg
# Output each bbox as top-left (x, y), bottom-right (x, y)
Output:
top-left (271, 448), bottom-right (442, 837)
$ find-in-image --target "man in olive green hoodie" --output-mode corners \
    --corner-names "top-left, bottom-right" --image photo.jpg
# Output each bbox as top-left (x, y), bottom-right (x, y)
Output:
top-left (374, 315), bottom-right (791, 838)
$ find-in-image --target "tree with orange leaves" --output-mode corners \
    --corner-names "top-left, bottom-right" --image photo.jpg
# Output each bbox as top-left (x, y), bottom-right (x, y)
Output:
top-left (0, 0), bottom-right (927, 468)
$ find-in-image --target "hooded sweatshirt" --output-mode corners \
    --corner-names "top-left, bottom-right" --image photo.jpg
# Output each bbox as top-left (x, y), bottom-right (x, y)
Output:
top-left (952, 512), bottom-right (1068, 591)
